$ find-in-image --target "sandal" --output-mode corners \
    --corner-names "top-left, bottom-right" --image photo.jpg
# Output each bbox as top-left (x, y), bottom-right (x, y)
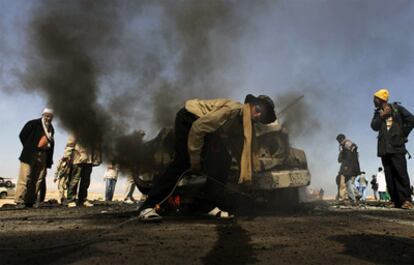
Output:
top-left (386, 202), bottom-right (396, 208)
top-left (207, 207), bottom-right (234, 219)
top-left (138, 208), bottom-right (163, 223)
top-left (401, 201), bottom-right (413, 210)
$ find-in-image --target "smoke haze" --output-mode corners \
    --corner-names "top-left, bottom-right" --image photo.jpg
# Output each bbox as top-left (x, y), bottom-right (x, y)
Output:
top-left (1, 0), bottom-right (414, 193)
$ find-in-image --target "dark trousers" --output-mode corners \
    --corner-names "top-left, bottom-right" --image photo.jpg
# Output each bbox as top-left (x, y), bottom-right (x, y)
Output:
top-left (381, 153), bottom-right (412, 206)
top-left (67, 164), bottom-right (93, 203)
top-left (143, 108), bottom-right (233, 211)
top-left (197, 143), bottom-right (232, 212)
top-left (143, 108), bottom-right (198, 208)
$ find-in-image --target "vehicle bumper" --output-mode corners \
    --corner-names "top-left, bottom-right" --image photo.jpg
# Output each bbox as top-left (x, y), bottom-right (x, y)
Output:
top-left (253, 169), bottom-right (311, 190)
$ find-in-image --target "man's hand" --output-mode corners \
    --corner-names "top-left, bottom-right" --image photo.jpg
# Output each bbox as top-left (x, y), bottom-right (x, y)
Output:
top-left (379, 104), bottom-right (392, 119)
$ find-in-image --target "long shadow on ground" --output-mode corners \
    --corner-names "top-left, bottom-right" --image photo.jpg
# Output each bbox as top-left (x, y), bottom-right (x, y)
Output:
top-left (329, 234), bottom-right (414, 265)
top-left (201, 221), bottom-right (258, 265)
top-left (0, 229), bottom-right (114, 265)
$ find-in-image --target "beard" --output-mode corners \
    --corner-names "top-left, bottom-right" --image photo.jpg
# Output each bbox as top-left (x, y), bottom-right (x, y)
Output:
top-left (42, 118), bottom-right (51, 128)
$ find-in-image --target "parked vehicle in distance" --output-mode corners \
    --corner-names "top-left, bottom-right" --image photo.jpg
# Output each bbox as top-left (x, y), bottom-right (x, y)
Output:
top-left (0, 187), bottom-right (8, 199)
top-left (0, 177), bottom-right (15, 188)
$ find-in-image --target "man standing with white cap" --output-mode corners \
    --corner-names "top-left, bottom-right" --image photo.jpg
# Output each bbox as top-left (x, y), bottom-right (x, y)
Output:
top-left (15, 108), bottom-right (55, 208)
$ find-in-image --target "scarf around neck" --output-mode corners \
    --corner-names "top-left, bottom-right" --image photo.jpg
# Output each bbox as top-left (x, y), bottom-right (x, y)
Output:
top-left (41, 118), bottom-right (54, 142)
top-left (239, 103), bottom-right (254, 184)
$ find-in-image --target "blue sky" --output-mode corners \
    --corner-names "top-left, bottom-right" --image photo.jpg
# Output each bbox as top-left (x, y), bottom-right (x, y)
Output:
top-left (1, 0), bottom-right (414, 196)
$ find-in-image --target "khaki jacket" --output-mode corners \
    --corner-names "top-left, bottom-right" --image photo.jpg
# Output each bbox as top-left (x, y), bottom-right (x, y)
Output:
top-left (185, 98), bottom-right (243, 167)
top-left (64, 135), bottom-right (102, 166)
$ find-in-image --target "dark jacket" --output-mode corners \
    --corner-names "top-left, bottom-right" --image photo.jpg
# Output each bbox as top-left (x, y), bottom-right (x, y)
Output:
top-left (371, 103), bottom-right (414, 157)
top-left (338, 139), bottom-right (361, 177)
top-left (19, 118), bottom-right (55, 168)
top-left (370, 177), bottom-right (378, 191)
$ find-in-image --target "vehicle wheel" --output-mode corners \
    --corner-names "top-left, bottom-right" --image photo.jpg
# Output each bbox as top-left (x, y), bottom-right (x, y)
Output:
top-left (0, 192), bottom-right (7, 199)
top-left (5, 181), bottom-right (12, 188)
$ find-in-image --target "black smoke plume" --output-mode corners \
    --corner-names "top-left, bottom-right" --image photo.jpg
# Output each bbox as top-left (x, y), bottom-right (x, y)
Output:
top-left (24, 1), bottom-right (121, 148)
top-left (23, 0), bottom-right (251, 174)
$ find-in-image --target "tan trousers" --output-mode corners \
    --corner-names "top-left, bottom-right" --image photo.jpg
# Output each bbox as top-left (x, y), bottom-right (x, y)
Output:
top-left (57, 176), bottom-right (67, 203)
top-left (338, 175), bottom-right (348, 201)
top-left (15, 152), bottom-right (47, 204)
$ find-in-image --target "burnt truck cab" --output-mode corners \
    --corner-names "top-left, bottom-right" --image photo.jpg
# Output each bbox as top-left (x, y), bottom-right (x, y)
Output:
top-left (251, 121), bottom-right (311, 190)
top-left (134, 121), bottom-right (311, 210)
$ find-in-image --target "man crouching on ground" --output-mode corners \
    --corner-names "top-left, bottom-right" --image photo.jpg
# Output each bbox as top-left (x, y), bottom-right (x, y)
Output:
top-left (138, 94), bottom-right (277, 222)
top-left (371, 89), bottom-right (414, 209)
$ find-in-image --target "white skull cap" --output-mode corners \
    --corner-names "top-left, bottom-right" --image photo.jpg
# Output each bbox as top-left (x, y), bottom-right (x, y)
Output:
top-left (42, 108), bottom-right (54, 115)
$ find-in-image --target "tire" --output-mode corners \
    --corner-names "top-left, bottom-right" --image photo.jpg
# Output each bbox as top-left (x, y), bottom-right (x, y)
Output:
top-left (0, 192), bottom-right (7, 199)
top-left (5, 181), bottom-right (12, 188)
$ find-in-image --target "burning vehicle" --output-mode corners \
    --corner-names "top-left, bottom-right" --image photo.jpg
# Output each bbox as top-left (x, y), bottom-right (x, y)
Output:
top-left (133, 119), bottom-right (311, 213)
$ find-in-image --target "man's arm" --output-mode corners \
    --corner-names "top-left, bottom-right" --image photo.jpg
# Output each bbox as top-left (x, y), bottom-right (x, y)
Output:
top-left (338, 150), bottom-right (343, 163)
top-left (18, 120), bottom-right (35, 144)
top-left (370, 110), bottom-right (382, 132)
top-left (398, 105), bottom-right (414, 137)
top-left (187, 106), bottom-right (233, 169)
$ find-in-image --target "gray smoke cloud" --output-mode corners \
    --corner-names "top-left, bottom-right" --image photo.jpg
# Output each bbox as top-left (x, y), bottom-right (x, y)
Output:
top-left (275, 91), bottom-right (320, 140)
top-left (21, 0), bottom-right (254, 173)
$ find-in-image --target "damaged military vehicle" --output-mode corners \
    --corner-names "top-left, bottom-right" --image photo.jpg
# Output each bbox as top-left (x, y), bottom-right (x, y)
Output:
top-left (134, 120), bottom-right (311, 213)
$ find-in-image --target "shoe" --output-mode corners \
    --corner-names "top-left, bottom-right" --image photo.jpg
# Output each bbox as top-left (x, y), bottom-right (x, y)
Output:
top-left (207, 207), bottom-right (234, 219)
top-left (15, 203), bottom-right (27, 209)
top-left (82, 201), bottom-right (94, 207)
top-left (67, 202), bottom-right (77, 208)
top-left (25, 203), bottom-right (34, 208)
top-left (124, 199), bottom-right (134, 204)
top-left (386, 202), bottom-right (396, 208)
top-left (138, 208), bottom-right (162, 223)
top-left (401, 201), bottom-right (413, 210)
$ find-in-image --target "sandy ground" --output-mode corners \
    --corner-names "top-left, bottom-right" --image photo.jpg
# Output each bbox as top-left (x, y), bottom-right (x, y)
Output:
top-left (0, 200), bottom-right (413, 265)
top-left (0, 191), bottom-right (143, 207)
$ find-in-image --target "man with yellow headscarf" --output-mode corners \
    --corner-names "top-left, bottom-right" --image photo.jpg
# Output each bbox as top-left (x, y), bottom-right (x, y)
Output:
top-left (371, 89), bottom-right (414, 209)
top-left (138, 94), bottom-right (276, 222)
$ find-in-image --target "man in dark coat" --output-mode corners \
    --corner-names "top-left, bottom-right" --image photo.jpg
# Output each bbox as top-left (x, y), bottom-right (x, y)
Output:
top-left (370, 174), bottom-right (379, 201)
top-left (371, 89), bottom-right (414, 209)
top-left (337, 134), bottom-right (361, 204)
top-left (15, 108), bottom-right (55, 208)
